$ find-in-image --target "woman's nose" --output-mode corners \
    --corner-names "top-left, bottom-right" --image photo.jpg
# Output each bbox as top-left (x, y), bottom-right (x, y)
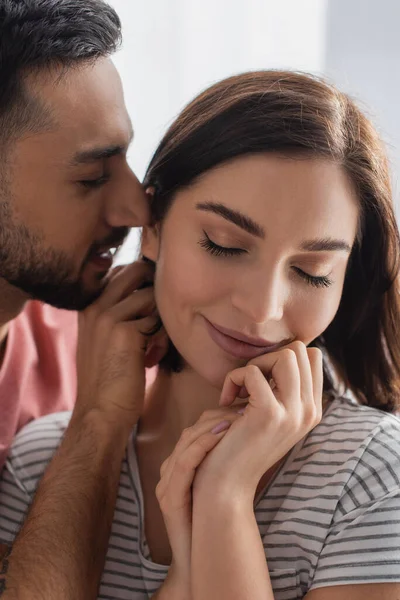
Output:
top-left (231, 268), bottom-right (285, 324)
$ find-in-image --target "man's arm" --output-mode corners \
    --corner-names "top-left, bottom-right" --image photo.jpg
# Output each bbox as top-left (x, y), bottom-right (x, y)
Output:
top-left (0, 413), bottom-right (126, 600)
top-left (0, 262), bottom-right (166, 600)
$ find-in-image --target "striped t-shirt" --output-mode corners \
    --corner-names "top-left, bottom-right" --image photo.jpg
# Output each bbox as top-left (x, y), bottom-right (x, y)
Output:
top-left (1, 396), bottom-right (400, 599)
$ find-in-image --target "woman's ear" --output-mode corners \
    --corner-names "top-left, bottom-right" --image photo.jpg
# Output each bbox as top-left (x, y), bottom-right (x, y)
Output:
top-left (141, 186), bottom-right (160, 262)
top-left (141, 223), bottom-right (160, 262)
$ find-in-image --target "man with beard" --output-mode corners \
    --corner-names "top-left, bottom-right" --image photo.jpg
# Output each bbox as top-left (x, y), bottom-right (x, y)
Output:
top-left (0, 1), bottom-right (166, 597)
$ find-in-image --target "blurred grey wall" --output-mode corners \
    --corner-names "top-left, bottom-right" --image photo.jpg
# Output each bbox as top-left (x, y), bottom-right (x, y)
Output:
top-left (325, 0), bottom-right (400, 210)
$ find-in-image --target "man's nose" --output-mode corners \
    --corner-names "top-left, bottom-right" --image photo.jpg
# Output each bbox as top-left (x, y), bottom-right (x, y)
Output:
top-left (104, 168), bottom-right (150, 229)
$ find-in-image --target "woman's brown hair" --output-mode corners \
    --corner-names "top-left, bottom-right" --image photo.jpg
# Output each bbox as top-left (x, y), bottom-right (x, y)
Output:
top-left (143, 70), bottom-right (400, 412)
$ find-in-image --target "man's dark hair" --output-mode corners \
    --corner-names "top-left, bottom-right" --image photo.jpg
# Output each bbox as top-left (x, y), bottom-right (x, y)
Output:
top-left (0, 0), bottom-right (122, 144)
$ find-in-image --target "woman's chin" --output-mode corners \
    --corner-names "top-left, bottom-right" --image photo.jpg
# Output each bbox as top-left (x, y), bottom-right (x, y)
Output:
top-left (189, 357), bottom-right (241, 391)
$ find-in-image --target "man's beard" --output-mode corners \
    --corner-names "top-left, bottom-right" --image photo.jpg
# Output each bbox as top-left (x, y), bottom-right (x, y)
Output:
top-left (0, 199), bottom-right (126, 311)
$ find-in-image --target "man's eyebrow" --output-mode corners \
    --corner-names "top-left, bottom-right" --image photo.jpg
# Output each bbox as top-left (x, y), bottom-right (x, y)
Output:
top-left (196, 201), bottom-right (265, 239)
top-left (70, 126), bottom-right (134, 166)
top-left (300, 238), bottom-right (352, 253)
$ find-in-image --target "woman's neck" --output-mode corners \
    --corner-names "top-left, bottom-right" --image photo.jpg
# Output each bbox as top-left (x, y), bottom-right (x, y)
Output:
top-left (137, 366), bottom-right (223, 461)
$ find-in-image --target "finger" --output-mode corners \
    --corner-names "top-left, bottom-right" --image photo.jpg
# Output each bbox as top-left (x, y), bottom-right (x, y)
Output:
top-left (94, 260), bottom-right (155, 311)
top-left (307, 347), bottom-right (324, 417)
top-left (160, 412), bottom-right (240, 489)
top-left (219, 364), bottom-right (274, 409)
top-left (108, 286), bottom-right (156, 323)
top-left (219, 366), bottom-right (248, 407)
top-left (110, 315), bottom-right (161, 356)
top-left (166, 429), bottom-right (230, 499)
top-left (283, 341), bottom-right (314, 404)
top-left (247, 346), bottom-right (303, 411)
top-left (265, 349), bottom-right (301, 410)
top-left (174, 411), bottom-right (240, 456)
top-left (157, 423), bottom-right (232, 502)
top-left (109, 265), bottom-right (126, 279)
top-left (160, 456), bottom-right (170, 478)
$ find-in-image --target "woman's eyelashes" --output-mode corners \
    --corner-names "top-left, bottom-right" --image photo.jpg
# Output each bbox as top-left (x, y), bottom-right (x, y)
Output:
top-left (198, 231), bottom-right (246, 257)
top-left (291, 267), bottom-right (333, 289)
top-left (198, 231), bottom-right (334, 288)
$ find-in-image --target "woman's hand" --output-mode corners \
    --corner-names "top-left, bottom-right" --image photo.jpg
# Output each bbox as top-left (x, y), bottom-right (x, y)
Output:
top-left (155, 407), bottom-right (243, 596)
top-left (74, 260), bottom-right (168, 436)
top-left (192, 341), bottom-right (323, 503)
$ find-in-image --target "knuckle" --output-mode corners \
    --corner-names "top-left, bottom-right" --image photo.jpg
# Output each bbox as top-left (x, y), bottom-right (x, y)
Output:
top-left (308, 347), bottom-right (323, 364)
top-left (290, 340), bottom-right (305, 353)
top-left (160, 459), bottom-right (169, 477)
top-left (246, 364), bottom-right (260, 377)
top-left (303, 403), bottom-right (316, 424)
top-left (282, 348), bottom-right (297, 363)
top-left (181, 427), bottom-right (192, 440)
top-left (155, 481), bottom-right (164, 501)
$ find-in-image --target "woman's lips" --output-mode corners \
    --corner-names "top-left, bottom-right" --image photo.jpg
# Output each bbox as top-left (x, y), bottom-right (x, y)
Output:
top-left (204, 318), bottom-right (284, 360)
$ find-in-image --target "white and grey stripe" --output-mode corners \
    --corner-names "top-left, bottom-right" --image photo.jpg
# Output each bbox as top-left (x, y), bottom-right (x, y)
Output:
top-left (1, 397), bottom-right (400, 599)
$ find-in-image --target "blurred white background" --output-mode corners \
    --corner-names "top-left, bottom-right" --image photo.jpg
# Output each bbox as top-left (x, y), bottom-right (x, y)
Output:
top-left (108, 0), bottom-right (400, 263)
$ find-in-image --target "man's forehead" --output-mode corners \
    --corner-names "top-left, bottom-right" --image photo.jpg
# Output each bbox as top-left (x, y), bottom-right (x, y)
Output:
top-left (24, 61), bottom-right (134, 162)
top-left (31, 59), bottom-right (129, 128)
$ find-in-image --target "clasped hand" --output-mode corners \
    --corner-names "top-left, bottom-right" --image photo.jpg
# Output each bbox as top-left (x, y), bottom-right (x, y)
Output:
top-left (156, 341), bottom-right (323, 593)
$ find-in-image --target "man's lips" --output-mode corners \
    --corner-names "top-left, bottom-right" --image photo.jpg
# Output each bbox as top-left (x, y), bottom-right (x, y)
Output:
top-left (86, 245), bottom-right (121, 271)
top-left (204, 317), bottom-right (286, 360)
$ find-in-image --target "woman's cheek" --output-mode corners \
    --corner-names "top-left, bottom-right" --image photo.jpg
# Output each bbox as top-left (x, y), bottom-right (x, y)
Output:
top-left (292, 288), bottom-right (343, 344)
top-left (154, 243), bottom-right (211, 324)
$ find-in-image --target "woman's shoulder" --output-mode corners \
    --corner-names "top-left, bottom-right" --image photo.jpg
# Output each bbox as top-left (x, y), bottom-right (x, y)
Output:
top-left (315, 394), bottom-right (400, 453)
top-left (255, 395), bottom-right (400, 589)
top-left (280, 395), bottom-right (400, 506)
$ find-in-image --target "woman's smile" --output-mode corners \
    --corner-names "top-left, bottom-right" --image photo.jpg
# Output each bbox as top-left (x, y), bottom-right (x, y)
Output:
top-left (203, 316), bottom-right (287, 360)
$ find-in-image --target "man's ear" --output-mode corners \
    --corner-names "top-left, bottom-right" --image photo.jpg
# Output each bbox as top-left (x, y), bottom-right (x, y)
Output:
top-left (141, 223), bottom-right (160, 262)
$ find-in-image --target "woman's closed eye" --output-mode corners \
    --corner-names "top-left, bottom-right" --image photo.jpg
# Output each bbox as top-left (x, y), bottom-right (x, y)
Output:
top-left (198, 231), bottom-right (333, 289)
top-left (292, 267), bottom-right (333, 288)
top-left (198, 231), bottom-right (246, 257)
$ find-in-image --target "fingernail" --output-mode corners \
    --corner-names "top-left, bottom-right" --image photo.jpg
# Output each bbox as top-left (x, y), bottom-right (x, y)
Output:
top-left (211, 420), bottom-right (231, 434)
top-left (237, 408), bottom-right (245, 415)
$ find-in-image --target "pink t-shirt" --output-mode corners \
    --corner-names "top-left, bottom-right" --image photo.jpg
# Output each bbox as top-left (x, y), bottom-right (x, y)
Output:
top-left (0, 301), bottom-right (77, 468)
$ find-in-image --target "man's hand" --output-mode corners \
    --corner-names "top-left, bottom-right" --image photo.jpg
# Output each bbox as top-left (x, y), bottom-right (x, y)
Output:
top-left (74, 260), bottom-right (167, 434)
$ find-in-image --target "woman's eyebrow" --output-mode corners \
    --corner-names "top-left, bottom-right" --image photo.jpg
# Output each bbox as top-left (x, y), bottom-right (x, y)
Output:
top-left (196, 201), bottom-right (265, 239)
top-left (196, 201), bottom-right (352, 253)
top-left (196, 201), bottom-right (351, 254)
top-left (300, 238), bottom-right (352, 253)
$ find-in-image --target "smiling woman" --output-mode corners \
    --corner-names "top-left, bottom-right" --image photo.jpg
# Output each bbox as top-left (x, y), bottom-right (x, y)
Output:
top-left (1, 70), bottom-right (400, 600)
top-left (143, 71), bottom-right (400, 414)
